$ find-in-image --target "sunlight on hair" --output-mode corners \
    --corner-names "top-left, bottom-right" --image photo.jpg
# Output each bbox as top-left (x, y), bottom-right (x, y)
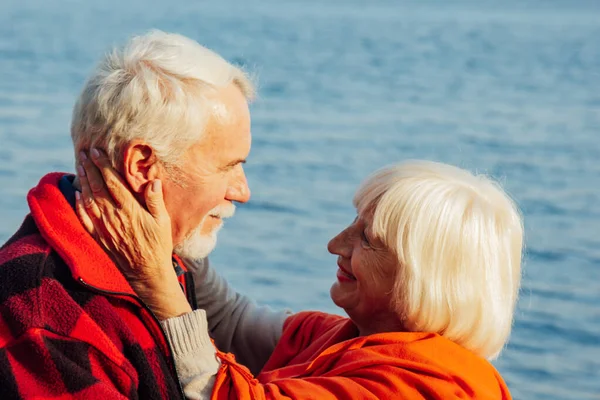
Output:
top-left (71, 30), bottom-right (255, 172)
top-left (353, 160), bottom-right (523, 360)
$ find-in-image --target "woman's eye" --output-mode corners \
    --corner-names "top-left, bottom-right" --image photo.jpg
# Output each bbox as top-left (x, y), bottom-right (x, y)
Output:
top-left (360, 231), bottom-right (371, 247)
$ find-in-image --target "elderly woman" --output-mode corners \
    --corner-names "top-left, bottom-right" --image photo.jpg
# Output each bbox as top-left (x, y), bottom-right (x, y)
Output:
top-left (76, 154), bottom-right (522, 400)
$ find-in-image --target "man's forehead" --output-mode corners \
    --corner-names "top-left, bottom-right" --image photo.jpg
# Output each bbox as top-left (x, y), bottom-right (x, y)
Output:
top-left (192, 127), bottom-right (251, 164)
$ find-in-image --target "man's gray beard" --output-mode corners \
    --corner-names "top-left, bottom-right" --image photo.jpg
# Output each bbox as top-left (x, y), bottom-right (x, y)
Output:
top-left (174, 225), bottom-right (219, 261)
top-left (173, 203), bottom-right (235, 261)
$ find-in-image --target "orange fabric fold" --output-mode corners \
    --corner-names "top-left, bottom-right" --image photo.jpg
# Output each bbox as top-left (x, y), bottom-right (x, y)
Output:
top-left (212, 312), bottom-right (511, 400)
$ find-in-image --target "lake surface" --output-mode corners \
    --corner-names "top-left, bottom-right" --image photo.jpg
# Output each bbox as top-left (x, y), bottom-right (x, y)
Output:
top-left (1, 0), bottom-right (599, 398)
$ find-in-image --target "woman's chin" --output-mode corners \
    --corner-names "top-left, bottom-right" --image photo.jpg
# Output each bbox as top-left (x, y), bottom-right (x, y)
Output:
top-left (329, 282), bottom-right (358, 310)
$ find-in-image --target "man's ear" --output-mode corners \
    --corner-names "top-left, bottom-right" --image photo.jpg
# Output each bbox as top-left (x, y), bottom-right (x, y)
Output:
top-left (122, 141), bottom-right (161, 194)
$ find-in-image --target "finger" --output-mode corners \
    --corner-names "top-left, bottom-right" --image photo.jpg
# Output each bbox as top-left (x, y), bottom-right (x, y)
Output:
top-left (75, 191), bottom-right (96, 236)
top-left (144, 180), bottom-right (169, 221)
top-left (90, 148), bottom-right (135, 209)
top-left (81, 151), bottom-right (117, 209)
top-left (77, 163), bottom-right (102, 220)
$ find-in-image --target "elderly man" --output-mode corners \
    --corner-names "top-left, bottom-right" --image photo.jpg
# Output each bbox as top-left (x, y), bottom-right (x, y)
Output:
top-left (0, 30), bottom-right (274, 399)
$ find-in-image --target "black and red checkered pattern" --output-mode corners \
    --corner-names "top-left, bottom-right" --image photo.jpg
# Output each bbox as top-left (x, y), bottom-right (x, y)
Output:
top-left (0, 173), bottom-right (188, 399)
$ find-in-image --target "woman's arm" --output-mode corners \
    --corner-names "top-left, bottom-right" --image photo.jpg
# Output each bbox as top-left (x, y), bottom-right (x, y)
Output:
top-left (186, 257), bottom-right (291, 375)
top-left (156, 311), bottom-right (409, 400)
top-left (160, 310), bottom-right (221, 400)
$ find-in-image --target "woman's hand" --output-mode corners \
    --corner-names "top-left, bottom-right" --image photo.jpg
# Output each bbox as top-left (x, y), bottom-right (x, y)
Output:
top-left (75, 148), bottom-right (192, 320)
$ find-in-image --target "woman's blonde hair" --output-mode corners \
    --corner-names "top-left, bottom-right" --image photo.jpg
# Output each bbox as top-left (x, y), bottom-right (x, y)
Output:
top-left (354, 160), bottom-right (523, 360)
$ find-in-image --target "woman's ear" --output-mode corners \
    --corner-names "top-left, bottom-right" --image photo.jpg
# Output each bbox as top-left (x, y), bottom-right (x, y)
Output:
top-left (122, 141), bottom-right (160, 194)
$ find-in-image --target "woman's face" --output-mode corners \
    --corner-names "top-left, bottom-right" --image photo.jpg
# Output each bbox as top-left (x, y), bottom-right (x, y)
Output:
top-left (327, 213), bottom-right (402, 335)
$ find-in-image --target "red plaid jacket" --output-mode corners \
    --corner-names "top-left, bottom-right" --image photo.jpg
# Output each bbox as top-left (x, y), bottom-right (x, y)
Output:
top-left (0, 173), bottom-right (195, 399)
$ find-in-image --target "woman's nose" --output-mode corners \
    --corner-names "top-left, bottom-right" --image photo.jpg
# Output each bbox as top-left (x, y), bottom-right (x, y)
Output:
top-left (327, 228), bottom-right (352, 258)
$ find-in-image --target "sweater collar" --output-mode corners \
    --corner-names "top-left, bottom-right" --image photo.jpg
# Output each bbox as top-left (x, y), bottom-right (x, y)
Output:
top-left (28, 172), bottom-right (137, 296)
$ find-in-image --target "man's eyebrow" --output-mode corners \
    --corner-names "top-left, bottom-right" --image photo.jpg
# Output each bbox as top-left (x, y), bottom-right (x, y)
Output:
top-left (225, 159), bottom-right (246, 168)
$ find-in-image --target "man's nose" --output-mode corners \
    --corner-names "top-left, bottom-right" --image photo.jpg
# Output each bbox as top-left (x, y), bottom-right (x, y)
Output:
top-left (226, 169), bottom-right (251, 203)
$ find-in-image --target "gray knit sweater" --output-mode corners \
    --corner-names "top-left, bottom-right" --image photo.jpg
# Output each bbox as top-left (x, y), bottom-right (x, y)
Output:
top-left (160, 257), bottom-right (291, 400)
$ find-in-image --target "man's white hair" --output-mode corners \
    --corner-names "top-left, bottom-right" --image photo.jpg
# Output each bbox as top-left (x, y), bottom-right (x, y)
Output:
top-left (354, 160), bottom-right (523, 360)
top-left (71, 30), bottom-right (255, 168)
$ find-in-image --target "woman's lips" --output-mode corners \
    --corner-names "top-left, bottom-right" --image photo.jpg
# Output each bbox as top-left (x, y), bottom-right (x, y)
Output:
top-left (336, 263), bottom-right (356, 282)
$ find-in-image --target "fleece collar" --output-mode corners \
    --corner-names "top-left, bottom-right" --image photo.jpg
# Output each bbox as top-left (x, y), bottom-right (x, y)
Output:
top-left (27, 172), bottom-right (137, 296)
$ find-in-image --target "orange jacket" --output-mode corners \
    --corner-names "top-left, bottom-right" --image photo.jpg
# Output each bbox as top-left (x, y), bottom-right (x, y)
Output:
top-left (212, 311), bottom-right (511, 400)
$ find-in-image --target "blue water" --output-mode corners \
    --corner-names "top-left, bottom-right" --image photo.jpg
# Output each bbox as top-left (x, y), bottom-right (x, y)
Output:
top-left (1, 0), bottom-right (599, 398)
